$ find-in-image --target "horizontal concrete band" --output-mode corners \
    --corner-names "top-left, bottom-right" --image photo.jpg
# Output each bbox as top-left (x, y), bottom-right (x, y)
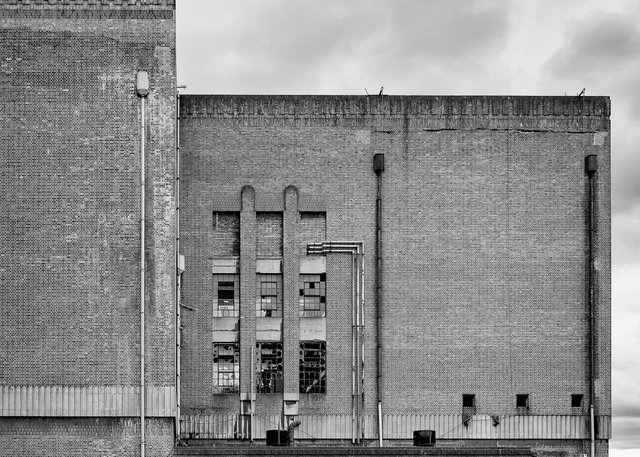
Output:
top-left (180, 95), bottom-right (610, 132)
top-left (180, 95), bottom-right (610, 118)
top-left (0, 0), bottom-right (175, 9)
top-left (0, 385), bottom-right (176, 417)
top-left (180, 413), bottom-right (611, 440)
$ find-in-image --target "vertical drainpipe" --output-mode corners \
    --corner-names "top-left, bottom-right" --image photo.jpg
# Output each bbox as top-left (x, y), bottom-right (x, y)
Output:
top-left (175, 89), bottom-right (182, 440)
top-left (136, 70), bottom-right (149, 457)
top-left (585, 154), bottom-right (598, 457)
top-left (373, 154), bottom-right (384, 447)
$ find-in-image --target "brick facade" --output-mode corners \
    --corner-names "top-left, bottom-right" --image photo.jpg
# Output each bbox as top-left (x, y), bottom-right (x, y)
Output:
top-left (0, 0), bottom-right (176, 455)
top-left (178, 95), bottom-right (610, 456)
top-left (0, 1), bottom-right (611, 455)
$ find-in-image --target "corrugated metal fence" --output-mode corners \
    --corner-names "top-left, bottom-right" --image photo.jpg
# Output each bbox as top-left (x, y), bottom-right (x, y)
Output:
top-left (180, 413), bottom-right (611, 440)
top-left (0, 385), bottom-right (176, 417)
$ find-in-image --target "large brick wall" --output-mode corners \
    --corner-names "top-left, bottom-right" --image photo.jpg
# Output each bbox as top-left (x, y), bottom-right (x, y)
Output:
top-left (0, 418), bottom-right (173, 457)
top-left (0, 0), bottom-right (176, 455)
top-left (178, 95), bottom-right (610, 454)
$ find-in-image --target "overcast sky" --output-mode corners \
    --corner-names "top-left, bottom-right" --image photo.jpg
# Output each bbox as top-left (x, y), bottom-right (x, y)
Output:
top-left (176, 1), bottom-right (640, 454)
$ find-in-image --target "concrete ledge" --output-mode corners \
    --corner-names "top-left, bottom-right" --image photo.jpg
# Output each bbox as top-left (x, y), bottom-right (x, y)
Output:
top-left (174, 445), bottom-right (534, 456)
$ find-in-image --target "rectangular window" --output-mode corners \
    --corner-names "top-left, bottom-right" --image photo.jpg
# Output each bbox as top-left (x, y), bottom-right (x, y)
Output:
top-left (213, 274), bottom-right (239, 317)
top-left (462, 394), bottom-right (476, 408)
top-left (300, 341), bottom-right (326, 394)
top-left (516, 394), bottom-right (530, 409)
top-left (299, 273), bottom-right (326, 317)
top-left (571, 394), bottom-right (584, 408)
top-left (256, 274), bottom-right (282, 317)
top-left (255, 342), bottom-right (283, 393)
top-left (212, 343), bottom-right (239, 393)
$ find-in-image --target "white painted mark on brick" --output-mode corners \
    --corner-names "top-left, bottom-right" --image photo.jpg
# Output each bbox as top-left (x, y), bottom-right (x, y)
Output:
top-left (593, 131), bottom-right (607, 146)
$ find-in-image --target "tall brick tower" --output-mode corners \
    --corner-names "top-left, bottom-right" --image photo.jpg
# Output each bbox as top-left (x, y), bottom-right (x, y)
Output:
top-left (0, 1), bottom-right (177, 456)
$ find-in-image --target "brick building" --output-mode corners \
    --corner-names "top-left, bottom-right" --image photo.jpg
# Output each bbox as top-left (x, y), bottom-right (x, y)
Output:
top-left (177, 95), bottom-right (611, 457)
top-left (0, 1), bottom-right (177, 456)
top-left (0, 2), bottom-right (610, 457)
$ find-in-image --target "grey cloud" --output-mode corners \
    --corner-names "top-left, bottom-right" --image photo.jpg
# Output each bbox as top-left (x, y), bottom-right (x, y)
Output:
top-left (613, 164), bottom-right (640, 216)
top-left (544, 12), bottom-right (640, 80)
top-left (614, 403), bottom-right (640, 419)
top-left (611, 417), bottom-right (640, 449)
top-left (178, 0), bottom-right (511, 94)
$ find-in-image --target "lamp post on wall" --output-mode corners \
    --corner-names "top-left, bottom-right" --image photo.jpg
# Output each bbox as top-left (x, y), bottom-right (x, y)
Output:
top-left (136, 70), bottom-right (149, 457)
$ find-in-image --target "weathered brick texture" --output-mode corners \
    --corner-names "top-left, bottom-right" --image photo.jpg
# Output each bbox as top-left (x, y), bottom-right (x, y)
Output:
top-left (0, 418), bottom-right (173, 457)
top-left (179, 95), bottom-right (610, 455)
top-left (1, 1), bottom-right (176, 455)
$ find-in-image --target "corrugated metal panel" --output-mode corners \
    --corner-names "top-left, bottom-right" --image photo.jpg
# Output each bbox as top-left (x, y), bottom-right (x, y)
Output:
top-left (179, 414), bottom-right (282, 440)
top-left (381, 414), bottom-right (595, 440)
top-left (180, 414), bottom-right (241, 439)
top-left (598, 415), bottom-right (612, 439)
top-left (298, 414), bottom-right (354, 439)
top-left (0, 385), bottom-right (176, 417)
top-left (177, 413), bottom-right (611, 441)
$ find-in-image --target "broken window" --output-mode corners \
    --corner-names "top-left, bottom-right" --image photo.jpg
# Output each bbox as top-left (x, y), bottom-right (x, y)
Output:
top-left (299, 341), bottom-right (326, 394)
top-left (255, 342), bottom-right (283, 393)
top-left (213, 274), bottom-right (239, 317)
top-left (299, 273), bottom-right (326, 317)
top-left (212, 343), bottom-right (239, 393)
top-left (256, 274), bottom-right (282, 317)
top-left (462, 394), bottom-right (476, 426)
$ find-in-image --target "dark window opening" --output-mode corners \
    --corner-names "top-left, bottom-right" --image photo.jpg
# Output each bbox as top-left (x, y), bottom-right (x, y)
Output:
top-left (299, 274), bottom-right (326, 317)
top-left (213, 343), bottom-right (239, 393)
top-left (571, 394), bottom-right (584, 408)
top-left (462, 394), bottom-right (476, 408)
top-left (516, 394), bottom-right (530, 409)
top-left (213, 274), bottom-right (239, 317)
top-left (300, 341), bottom-right (326, 394)
top-left (218, 282), bottom-right (235, 305)
top-left (256, 342), bottom-right (283, 393)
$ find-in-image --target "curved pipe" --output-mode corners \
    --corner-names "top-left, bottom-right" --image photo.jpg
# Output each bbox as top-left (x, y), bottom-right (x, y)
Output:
top-left (307, 242), bottom-right (364, 443)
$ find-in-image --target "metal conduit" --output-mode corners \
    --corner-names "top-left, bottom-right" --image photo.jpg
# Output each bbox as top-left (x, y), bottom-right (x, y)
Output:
top-left (175, 88), bottom-right (183, 439)
top-left (373, 153), bottom-right (384, 447)
top-left (136, 71), bottom-right (149, 457)
top-left (307, 242), bottom-right (364, 443)
top-left (585, 154), bottom-right (598, 457)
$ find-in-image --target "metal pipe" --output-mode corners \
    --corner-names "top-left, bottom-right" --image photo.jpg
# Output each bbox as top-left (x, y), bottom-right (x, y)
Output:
top-left (136, 70), bottom-right (149, 457)
top-left (250, 348), bottom-right (255, 441)
top-left (355, 253), bottom-right (360, 443)
top-left (359, 251), bottom-right (365, 443)
top-left (351, 252), bottom-right (357, 443)
top-left (175, 89), bottom-right (182, 439)
top-left (585, 154), bottom-right (598, 457)
top-left (373, 154), bottom-right (384, 446)
top-left (307, 242), bottom-right (364, 443)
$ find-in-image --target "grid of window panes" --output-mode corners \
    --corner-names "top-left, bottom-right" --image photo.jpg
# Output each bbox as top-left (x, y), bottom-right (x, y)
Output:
top-left (255, 342), bottom-right (283, 393)
top-left (299, 341), bottom-right (326, 394)
top-left (212, 343), bottom-right (239, 393)
top-left (299, 274), bottom-right (326, 317)
top-left (256, 274), bottom-right (282, 317)
top-left (213, 274), bottom-right (239, 317)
